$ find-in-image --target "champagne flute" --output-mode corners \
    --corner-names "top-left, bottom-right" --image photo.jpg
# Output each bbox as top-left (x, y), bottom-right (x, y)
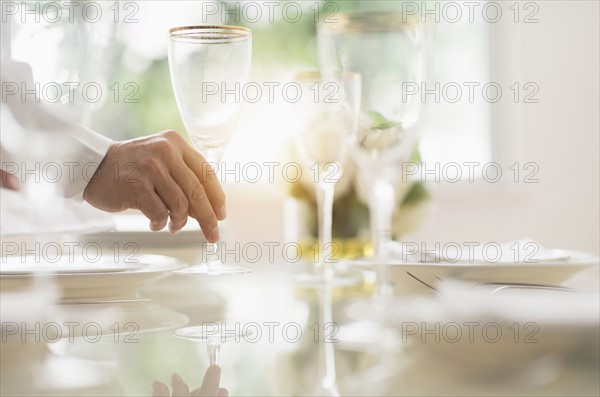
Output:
top-left (289, 72), bottom-right (361, 397)
top-left (290, 72), bottom-right (361, 283)
top-left (318, 12), bottom-right (426, 264)
top-left (168, 25), bottom-right (252, 275)
top-left (315, 13), bottom-right (427, 370)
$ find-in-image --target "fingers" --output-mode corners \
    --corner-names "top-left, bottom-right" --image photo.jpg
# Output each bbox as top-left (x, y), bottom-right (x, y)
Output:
top-left (82, 130), bottom-right (227, 239)
top-left (151, 380), bottom-right (170, 397)
top-left (154, 174), bottom-right (189, 234)
top-left (171, 373), bottom-right (190, 397)
top-left (160, 131), bottom-right (225, 242)
top-left (0, 169), bottom-right (19, 191)
top-left (171, 162), bottom-right (220, 243)
top-left (191, 365), bottom-right (221, 397)
top-left (136, 186), bottom-right (169, 231)
top-left (154, 367), bottom-right (225, 397)
top-left (180, 147), bottom-right (226, 220)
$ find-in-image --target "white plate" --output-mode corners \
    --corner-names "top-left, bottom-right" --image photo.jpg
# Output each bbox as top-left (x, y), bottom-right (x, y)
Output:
top-left (347, 250), bottom-right (599, 291)
top-left (0, 256), bottom-right (143, 275)
top-left (421, 239), bottom-right (575, 265)
top-left (0, 254), bottom-right (185, 302)
top-left (346, 286), bottom-right (599, 381)
top-left (78, 213), bottom-right (207, 247)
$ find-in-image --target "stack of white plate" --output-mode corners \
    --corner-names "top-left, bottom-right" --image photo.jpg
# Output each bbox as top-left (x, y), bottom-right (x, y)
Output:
top-left (78, 213), bottom-right (205, 248)
top-left (76, 213), bottom-right (211, 267)
top-left (1, 254), bottom-right (183, 302)
top-left (0, 254), bottom-right (189, 337)
top-left (351, 240), bottom-right (600, 294)
top-left (344, 280), bottom-right (600, 396)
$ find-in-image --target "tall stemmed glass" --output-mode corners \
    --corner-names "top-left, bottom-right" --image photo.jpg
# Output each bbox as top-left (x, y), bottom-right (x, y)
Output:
top-left (290, 72), bottom-right (361, 397)
top-left (291, 72), bottom-right (361, 282)
top-left (318, 13), bottom-right (425, 264)
top-left (168, 26), bottom-right (252, 275)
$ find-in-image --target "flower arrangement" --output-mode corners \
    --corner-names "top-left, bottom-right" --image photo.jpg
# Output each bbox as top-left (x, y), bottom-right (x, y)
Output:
top-left (286, 135), bottom-right (430, 247)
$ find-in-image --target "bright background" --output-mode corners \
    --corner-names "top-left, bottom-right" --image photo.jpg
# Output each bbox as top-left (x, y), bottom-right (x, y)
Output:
top-left (8, 0), bottom-right (599, 253)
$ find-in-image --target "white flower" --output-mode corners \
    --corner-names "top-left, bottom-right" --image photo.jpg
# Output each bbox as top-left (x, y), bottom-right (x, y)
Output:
top-left (295, 108), bottom-right (351, 166)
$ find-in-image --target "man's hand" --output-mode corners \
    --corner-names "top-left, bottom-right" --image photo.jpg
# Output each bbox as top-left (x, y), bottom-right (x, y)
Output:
top-left (83, 130), bottom-right (225, 242)
top-left (152, 365), bottom-right (228, 397)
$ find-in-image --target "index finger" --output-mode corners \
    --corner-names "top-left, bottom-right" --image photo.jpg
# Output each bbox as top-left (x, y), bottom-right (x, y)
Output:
top-left (170, 159), bottom-right (220, 242)
top-left (182, 146), bottom-right (226, 220)
top-left (191, 365), bottom-right (221, 397)
top-left (151, 381), bottom-right (170, 397)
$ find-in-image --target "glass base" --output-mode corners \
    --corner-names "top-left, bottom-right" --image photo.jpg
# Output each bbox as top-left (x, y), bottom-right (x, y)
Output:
top-left (174, 323), bottom-right (256, 343)
top-left (294, 271), bottom-right (360, 288)
top-left (173, 262), bottom-right (251, 275)
top-left (312, 384), bottom-right (340, 397)
top-left (174, 323), bottom-right (256, 365)
top-left (344, 257), bottom-right (402, 267)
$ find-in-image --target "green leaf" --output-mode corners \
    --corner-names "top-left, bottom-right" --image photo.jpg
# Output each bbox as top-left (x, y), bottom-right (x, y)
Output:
top-left (372, 120), bottom-right (403, 130)
top-left (367, 110), bottom-right (403, 130)
top-left (367, 111), bottom-right (388, 125)
top-left (410, 145), bottom-right (422, 162)
top-left (401, 181), bottom-right (430, 208)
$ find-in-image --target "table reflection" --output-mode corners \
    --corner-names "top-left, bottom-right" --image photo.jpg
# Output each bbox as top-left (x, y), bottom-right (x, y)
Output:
top-left (1, 250), bottom-right (599, 396)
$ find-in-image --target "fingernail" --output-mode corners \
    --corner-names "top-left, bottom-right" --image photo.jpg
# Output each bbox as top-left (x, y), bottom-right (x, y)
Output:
top-left (168, 222), bottom-right (180, 235)
top-left (217, 205), bottom-right (226, 220)
top-left (151, 220), bottom-right (166, 231)
top-left (209, 226), bottom-right (220, 243)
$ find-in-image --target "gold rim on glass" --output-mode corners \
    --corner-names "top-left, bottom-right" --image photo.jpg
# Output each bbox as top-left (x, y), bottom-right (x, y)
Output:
top-left (317, 11), bottom-right (422, 33)
top-left (292, 70), bottom-right (361, 83)
top-left (169, 25), bottom-right (252, 43)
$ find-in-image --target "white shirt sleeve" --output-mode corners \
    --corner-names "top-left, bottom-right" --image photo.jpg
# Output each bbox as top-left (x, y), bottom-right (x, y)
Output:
top-left (1, 59), bottom-right (113, 201)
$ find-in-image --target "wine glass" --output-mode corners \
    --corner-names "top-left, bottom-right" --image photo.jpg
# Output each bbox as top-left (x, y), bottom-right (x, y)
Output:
top-left (288, 72), bottom-right (361, 397)
top-left (318, 12), bottom-right (426, 264)
top-left (168, 25), bottom-right (252, 275)
top-left (317, 14), bottom-right (427, 349)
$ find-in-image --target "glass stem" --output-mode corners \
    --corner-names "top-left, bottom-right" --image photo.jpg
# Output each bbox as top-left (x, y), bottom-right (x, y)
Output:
top-left (368, 180), bottom-right (396, 259)
top-left (317, 278), bottom-right (338, 394)
top-left (206, 242), bottom-right (221, 272)
top-left (368, 180), bottom-right (396, 300)
top-left (316, 182), bottom-right (338, 395)
top-left (315, 183), bottom-right (335, 272)
top-left (206, 342), bottom-right (221, 366)
top-left (202, 150), bottom-right (224, 273)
